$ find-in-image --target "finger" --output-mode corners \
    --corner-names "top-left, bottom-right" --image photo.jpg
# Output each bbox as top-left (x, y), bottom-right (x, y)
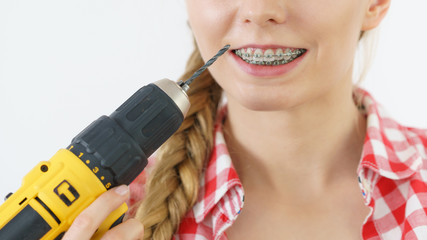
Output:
top-left (62, 185), bottom-right (130, 240)
top-left (100, 218), bottom-right (144, 240)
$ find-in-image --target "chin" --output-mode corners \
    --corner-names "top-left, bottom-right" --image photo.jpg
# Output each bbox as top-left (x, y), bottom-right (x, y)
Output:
top-left (231, 94), bottom-right (297, 112)
top-left (220, 79), bottom-right (307, 112)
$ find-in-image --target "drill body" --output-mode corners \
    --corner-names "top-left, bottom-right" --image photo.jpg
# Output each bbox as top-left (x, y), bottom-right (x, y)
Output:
top-left (0, 149), bottom-right (127, 240)
top-left (0, 79), bottom-right (190, 240)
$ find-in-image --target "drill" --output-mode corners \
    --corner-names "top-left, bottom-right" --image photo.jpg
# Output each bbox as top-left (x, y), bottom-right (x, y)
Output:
top-left (0, 45), bottom-right (230, 240)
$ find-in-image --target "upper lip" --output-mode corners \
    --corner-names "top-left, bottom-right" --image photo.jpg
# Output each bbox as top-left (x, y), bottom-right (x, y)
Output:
top-left (231, 44), bottom-right (305, 50)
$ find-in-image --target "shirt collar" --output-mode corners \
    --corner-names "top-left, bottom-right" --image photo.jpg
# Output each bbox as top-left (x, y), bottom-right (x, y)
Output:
top-left (192, 106), bottom-right (244, 224)
top-left (356, 88), bottom-right (425, 180)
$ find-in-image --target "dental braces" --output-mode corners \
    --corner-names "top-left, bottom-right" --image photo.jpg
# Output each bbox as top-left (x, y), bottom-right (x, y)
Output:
top-left (235, 49), bottom-right (306, 65)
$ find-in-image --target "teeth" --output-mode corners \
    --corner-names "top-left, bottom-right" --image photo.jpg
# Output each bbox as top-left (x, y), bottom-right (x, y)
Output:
top-left (253, 49), bottom-right (263, 62)
top-left (245, 48), bottom-right (253, 59)
top-left (276, 49), bottom-right (284, 61)
top-left (264, 49), bottom-right (274, 62)
top-left (234, 47), bottom-right (306, 66)
top-left (284, 49), bottom-right (292, 61)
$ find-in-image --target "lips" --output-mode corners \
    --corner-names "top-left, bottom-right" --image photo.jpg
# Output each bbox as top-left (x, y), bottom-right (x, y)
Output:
top-left (230, 45), bottom-right (308, 77)
top-left (233, 47), bottom-right (306, 66)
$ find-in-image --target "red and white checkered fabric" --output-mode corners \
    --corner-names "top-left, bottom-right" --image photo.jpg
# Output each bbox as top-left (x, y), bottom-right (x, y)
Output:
top-left (128, 88), bottom-right (427, 239)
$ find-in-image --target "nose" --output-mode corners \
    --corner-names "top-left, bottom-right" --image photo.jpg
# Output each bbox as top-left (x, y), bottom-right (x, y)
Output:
top-left (238, 0), bottom-right (287, 26)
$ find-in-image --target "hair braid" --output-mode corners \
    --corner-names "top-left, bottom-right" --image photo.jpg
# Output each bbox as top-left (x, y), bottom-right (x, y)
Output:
top-left (135, 46), bottom-right (222, 239)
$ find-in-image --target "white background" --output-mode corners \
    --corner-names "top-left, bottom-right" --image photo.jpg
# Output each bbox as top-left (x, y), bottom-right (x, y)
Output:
top-left (0, 1), bottom-right (426, 198)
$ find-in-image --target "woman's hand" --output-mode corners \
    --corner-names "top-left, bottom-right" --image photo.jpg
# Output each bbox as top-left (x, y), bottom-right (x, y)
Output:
top-left (62, 185), bottom-right (144, 240)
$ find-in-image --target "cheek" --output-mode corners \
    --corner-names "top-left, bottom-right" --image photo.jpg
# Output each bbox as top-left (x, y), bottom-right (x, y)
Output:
top-left (186, 0), bottom-right (235, 59)
top-left (295, 1), bottom-right (365, 43)
top-left (185, 0), bottom-right (237, 97)
top-left (293, 1), bottom-right (366, 77)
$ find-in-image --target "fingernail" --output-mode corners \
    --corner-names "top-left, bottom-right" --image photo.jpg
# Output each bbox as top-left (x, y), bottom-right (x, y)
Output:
top-left (115, 185), bottom-right (129, 196)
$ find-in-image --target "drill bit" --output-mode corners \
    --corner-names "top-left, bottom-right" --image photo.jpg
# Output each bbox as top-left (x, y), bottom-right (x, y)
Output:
top-left (179, 44), bottom-right (231, 92)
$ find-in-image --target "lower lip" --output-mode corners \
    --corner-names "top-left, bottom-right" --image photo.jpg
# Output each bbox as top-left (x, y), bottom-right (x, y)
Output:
top-left (231, 50), bottom-right (307, 77)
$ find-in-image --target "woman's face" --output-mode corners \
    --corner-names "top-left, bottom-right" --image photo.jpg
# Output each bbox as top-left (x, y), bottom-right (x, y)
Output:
top-left (186, 0), bottom-right (373, 111)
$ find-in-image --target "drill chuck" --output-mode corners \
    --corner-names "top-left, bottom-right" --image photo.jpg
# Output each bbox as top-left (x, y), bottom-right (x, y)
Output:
top-left (68, 79), bottom-right (190, 189)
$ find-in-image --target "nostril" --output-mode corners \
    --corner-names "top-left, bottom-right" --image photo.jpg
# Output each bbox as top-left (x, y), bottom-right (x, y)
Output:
top-left (241, 11), bottom-right (287, 26)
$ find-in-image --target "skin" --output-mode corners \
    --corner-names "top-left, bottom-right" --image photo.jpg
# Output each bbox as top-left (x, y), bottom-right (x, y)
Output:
top-left (66, 0), bottom-right (390, 239)
top-left (184, 0), bottom-right (390, 239)
top-left (63, 185), bottom-right (144, 240)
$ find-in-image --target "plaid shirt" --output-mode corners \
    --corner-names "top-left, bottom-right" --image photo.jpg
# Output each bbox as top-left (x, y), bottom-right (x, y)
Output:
top-left (128, 88), bottom-right (427, 239)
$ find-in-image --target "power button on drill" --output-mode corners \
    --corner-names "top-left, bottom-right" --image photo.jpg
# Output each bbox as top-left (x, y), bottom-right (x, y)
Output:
top-left (54, 180), bottom-right (80, 206)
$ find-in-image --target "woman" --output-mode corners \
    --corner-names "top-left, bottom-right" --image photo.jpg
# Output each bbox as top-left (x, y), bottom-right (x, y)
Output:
top-left (64, 0), bottom-right (427, 239)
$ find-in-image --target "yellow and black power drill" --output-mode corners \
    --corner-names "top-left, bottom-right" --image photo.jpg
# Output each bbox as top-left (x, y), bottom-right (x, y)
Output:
top-left (0, 45), bottom-right (230, 240)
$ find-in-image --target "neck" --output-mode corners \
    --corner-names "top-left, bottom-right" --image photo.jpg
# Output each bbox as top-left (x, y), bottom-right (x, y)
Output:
top-left (223, 80), bottom-right (366, 198)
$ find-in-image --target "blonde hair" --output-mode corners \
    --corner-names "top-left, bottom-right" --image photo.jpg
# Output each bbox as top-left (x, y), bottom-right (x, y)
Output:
top-left (354, 28), bottom-right (380, 84)
top-left (135, 46), bottom-right (222, 239)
